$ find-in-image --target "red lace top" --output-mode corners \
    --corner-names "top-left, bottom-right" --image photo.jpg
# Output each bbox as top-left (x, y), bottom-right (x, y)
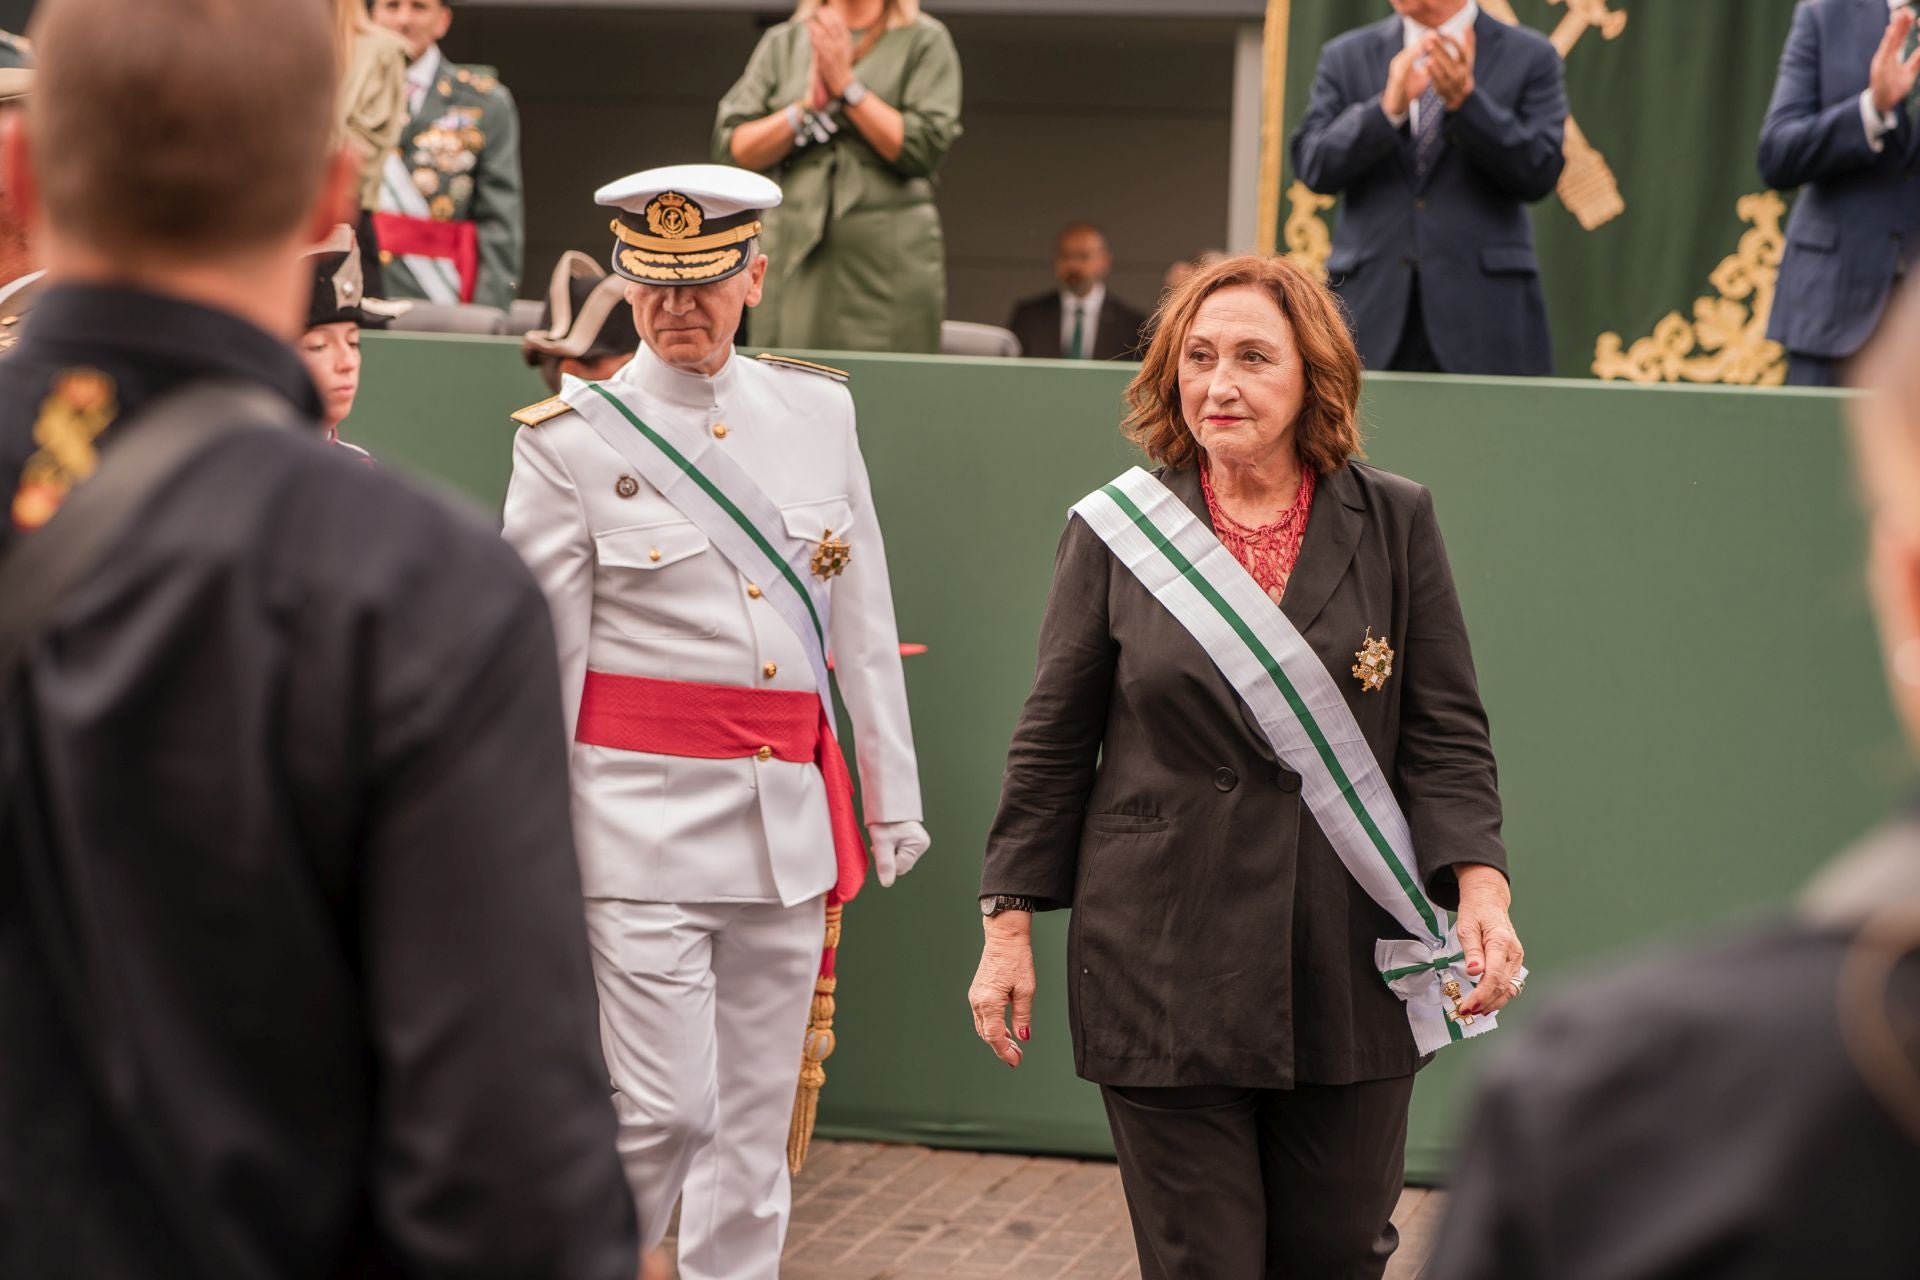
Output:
top-left (1200, 460), bottom-right (1316, 605)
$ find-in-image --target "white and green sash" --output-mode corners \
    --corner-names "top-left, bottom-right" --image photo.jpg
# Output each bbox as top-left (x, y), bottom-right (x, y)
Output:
top-left (561, 374), bottom-right (836, 710)
top-left (1073, 467), bottom-right (1519, 1054)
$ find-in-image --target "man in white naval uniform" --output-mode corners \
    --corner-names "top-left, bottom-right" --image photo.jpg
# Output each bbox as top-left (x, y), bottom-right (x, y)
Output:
top-left (500, 164), bottom-right (929, 1280)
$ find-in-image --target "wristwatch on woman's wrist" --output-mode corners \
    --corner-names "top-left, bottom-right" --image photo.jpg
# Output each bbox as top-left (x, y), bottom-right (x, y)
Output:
top-left (981, 894), bottom-right (1036, 917)
top-left (841, 77), bottom-right (869, 108)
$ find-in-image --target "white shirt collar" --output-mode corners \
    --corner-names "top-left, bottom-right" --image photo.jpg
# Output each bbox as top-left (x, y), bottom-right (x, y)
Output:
top-left (619, 339), bottom-right (740, 411)
top-left (407, 45), bottom-right (442, 95)
top-left (1062, 282), bottom-right (1106, 315)
top-left (1402, 0), bottom-right (1478, 48)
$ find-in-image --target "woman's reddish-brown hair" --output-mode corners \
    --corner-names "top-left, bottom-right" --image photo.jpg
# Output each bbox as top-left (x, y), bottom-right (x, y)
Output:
top-left (1123, 253), bottom-right (1365, 476)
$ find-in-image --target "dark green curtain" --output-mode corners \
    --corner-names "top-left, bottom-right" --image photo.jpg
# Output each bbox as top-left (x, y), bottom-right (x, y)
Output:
top-left (1278, 0), bottom-right (1802, 381)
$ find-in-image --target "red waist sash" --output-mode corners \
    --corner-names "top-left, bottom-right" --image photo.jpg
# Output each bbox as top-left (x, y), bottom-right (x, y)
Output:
top-left (576, 671), bottom-right (867, 907)
top-left (370, 212), bottom-right (479, 303)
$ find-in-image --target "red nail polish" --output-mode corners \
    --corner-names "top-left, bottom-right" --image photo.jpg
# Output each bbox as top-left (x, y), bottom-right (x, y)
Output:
top-left (1017, 1026), bottom-right (1030, 1042)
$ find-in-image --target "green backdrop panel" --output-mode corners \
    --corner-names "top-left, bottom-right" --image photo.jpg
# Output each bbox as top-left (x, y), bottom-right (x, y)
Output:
top-left (350, 336), bottom-right (1900, 1182)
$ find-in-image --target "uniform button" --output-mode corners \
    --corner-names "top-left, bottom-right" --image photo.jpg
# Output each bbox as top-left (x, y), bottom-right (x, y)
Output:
top-left (1213, 767), bottom-right (1238, 792)
top-left (1276, 771), bottom-right (1301, 794)
top-left (649, 547), bottom-right (662, 562)
top-left (747, 583), bottom-right (763, 599)
top-left (756, 745), bottom-right (773, 762)
top-left (763, 661), bottom-right (778, 678)
top-left (712, 423), bottom-right (729, 439)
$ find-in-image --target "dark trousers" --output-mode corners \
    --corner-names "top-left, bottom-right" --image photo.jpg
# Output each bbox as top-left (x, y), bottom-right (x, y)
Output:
top-left (1786, 352), bottom-right (1843, 388)
top-left (1386, 273), bottom-right (1443, 373)
top-left (1100, 1075), bottom-right (1416, 1280)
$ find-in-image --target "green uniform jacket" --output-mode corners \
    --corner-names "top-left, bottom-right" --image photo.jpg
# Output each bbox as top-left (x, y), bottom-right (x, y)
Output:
top-left (381, 57), bottom-right (524, 311)
top-left (714, 15), bottom-right (962, 354)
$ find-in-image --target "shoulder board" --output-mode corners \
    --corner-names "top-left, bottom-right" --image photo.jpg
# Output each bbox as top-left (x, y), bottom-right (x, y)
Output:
top-left (510, 395), bottom-right (575, 428)
top-left (755, 353), bottom-right (850, 383)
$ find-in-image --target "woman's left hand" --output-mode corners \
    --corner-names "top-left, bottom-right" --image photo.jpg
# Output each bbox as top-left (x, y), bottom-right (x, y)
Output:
top-left (809, 8), bottom-right (857, 98)
top-left (1454, 863), bottom-right (1525, 1016)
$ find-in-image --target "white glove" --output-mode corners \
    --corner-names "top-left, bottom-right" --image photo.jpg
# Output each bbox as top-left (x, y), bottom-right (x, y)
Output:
top-left (868, 820), bottom-right (930, 887)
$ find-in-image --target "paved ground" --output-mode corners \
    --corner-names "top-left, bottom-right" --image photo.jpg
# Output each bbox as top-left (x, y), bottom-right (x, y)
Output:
top-left (661, 1140), bottom-right (1448, 1279)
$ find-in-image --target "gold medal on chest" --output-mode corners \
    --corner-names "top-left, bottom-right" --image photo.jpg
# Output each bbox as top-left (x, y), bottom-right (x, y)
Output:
top-left (810, 529), bottom-right (852, 580)
top-left (1352, 626), bottom-right (1394, 693)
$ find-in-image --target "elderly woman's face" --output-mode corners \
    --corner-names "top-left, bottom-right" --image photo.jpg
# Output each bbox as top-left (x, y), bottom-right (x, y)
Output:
top-left (1178, 284), bottom-right (1307, 471)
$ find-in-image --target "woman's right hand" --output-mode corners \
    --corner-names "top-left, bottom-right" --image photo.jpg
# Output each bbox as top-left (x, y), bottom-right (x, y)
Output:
top-left (968, 913), bottom-right (1037, 1069)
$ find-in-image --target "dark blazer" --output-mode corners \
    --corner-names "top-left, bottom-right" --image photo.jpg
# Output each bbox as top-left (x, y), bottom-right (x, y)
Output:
top-left (1290, 12), bottom-right (1567, 376)
top-left (1759, 0), bottom-right (1920, 361)
top-left (1426, 815), bottom-right (1920, 1280)
top-left (1006, 290), bottom-right (1149, 361)
top-left (980, 462), bottom-right (1506, 1089)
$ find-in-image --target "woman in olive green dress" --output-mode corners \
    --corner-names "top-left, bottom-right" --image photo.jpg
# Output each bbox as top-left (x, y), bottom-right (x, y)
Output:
top-left (714, 0), bottom-right (962, 353)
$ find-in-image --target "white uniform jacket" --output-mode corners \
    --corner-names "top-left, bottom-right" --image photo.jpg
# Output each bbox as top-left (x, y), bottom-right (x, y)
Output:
top-left (502, 344), bottom-right (923, 907)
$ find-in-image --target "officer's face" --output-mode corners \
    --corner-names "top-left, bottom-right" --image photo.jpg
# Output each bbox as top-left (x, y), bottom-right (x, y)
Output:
top-left (299, 321), bottom-right (362, 430)
top-left (369, 0), bottom-right (453, 62)
top-left (626, 254), bottom-right (768, 377)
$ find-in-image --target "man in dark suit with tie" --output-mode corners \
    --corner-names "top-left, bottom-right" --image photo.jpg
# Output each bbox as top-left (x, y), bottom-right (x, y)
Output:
top-left (1290, 1), bottom-right (1566, 376)
top-left (1005, 221), bottom-right (1149, 361)
top-left (1760, 0), bottom-right (1920, 387)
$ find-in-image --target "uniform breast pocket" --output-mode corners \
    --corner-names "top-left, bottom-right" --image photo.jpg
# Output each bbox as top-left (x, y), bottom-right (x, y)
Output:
top-left (780, 496), bottom-right (855, 588)
top-left (593, 521), bottom-right (719, 638)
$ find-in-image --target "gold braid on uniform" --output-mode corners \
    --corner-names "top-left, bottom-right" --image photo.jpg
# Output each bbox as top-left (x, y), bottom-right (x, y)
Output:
top-left (787, 902), bottom-right (843, 1175)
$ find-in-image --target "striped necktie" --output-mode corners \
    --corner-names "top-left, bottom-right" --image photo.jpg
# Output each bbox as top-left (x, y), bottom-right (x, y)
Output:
top-left (1414, 84), bottom-right (1445, 181)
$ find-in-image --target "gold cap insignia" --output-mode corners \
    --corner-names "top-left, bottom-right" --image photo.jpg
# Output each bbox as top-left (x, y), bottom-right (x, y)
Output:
top-left (645, 191), bottom-right (704, 241)
top-left (810, 529), bottom-right (852, 580)
top-left (1352, 627), bottom-right (1394, 693)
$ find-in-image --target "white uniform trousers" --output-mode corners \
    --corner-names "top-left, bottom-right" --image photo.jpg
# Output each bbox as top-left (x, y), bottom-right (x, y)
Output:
top-left (584, 895), bottom-right (825, 1280)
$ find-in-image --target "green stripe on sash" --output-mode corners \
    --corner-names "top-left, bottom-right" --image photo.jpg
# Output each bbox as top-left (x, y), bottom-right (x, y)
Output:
top-left (1101, 482), bottom-right (1444, 942)
top-left (588, 383), bottom-right (825, 649)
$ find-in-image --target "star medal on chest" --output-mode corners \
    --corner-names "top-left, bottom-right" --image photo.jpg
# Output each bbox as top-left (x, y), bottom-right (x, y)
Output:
top-left (10, 368), bottom-right (119, 532)
top-left (810, 528), bottom-right (852, 580)
top-left (1351, 626), bottom-right (1394, 693)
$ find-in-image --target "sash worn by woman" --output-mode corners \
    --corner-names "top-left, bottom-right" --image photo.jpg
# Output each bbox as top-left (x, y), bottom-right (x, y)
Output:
top-left (968, 254), bottom-right (1527, 1280)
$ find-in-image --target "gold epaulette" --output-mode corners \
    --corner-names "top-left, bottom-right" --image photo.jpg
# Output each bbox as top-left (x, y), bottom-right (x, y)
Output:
top-left (510, 395), bottom-right (574, 427)
top-left (755, 353), bottom-right (850, 383)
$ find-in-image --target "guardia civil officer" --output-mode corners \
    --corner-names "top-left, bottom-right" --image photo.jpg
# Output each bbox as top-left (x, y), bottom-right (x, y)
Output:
top-left (501, 163), bottom-right (930, 1280)
top-left (0, 0), bottom-right (635, 1274)
top-left (368, 0), bottom-right (524, 309)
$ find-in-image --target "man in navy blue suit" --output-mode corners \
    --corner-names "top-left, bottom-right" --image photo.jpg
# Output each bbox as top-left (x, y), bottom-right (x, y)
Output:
top-left (1761, 0), bottom-right (1920, 387)
top-left (1290, 1), bottom-right (1566, 376)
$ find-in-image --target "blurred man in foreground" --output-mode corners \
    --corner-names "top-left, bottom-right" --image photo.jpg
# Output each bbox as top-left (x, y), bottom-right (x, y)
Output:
top-left (1425, 281), bottom-right (1920, 1277)
top-left (0, 0), bottom-right (636, 1274)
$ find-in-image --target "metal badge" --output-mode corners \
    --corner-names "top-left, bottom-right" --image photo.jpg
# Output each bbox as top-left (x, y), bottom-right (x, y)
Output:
top-left (1442, 979), bottom-right (1476, 1026)
top-left (615, 474), bottom-right (639, 499)
top-left (1352, 627), bottom-right (1394, 693)
top-left (809, 529), bottom-right (852, 580)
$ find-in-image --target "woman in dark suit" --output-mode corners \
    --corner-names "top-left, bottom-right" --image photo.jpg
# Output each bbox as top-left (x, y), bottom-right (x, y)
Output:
top-left (967, 254), bottom-right (1526, 1279)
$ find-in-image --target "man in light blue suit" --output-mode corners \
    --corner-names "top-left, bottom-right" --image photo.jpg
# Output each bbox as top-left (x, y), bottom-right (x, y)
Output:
top-left (1291, 1), bottom-right (1566, 377)
top-left (1761, 0), bottom-right (1920, 387)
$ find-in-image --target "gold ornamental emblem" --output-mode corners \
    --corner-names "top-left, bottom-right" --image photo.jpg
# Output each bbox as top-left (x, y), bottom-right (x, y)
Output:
top-left (1351, 627), bottom-right (1394, 693)
top-left (10, 368), bottom-right (118, 531)
top-left (645, 191), bottom-right (704, 241)
top-left (1442, 979), bottom-right (1476, 1026)
top-left (810, 529), bottom-right (852, 580)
